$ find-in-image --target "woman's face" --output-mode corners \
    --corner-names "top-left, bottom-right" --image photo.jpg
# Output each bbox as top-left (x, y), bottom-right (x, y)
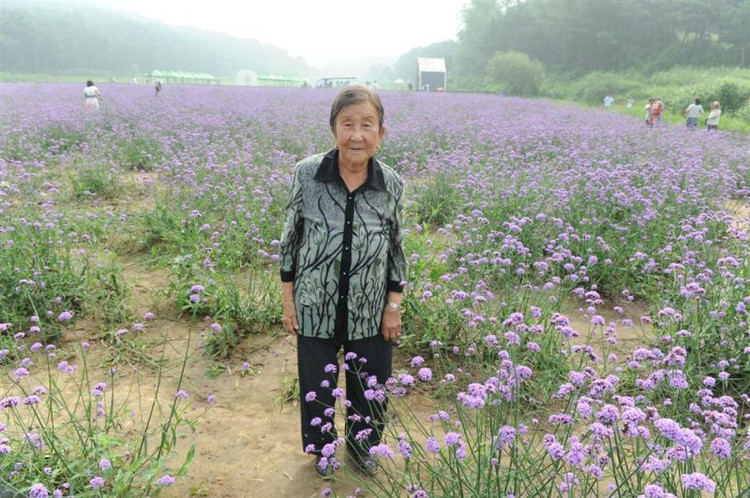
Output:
top-left (332, 102), bottom-right (385, 168)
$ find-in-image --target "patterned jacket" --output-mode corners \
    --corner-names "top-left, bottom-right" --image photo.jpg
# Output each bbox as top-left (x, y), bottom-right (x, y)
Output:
top-left (279, 149), bottom-right (406, 340)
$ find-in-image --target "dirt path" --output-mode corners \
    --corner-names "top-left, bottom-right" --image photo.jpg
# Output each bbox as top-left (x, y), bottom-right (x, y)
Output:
top-left (163, 331), bottom-right (364, 498)
top-left (117, 260), bottom-right (374, 497)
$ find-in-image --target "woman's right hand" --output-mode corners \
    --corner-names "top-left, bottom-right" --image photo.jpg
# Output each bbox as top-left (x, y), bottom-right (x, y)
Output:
top-left (282, 299), bottom-right (299, 336)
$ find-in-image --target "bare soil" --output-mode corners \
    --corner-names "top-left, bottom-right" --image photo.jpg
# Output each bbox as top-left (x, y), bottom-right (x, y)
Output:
top-left (163, 331), bottom-right (362, 498)
top-left (118, 260), bottom-right (380, 497)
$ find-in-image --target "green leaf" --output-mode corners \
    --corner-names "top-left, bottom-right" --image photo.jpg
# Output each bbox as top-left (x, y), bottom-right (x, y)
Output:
top-left (176, 444), bottom-right (195, 477)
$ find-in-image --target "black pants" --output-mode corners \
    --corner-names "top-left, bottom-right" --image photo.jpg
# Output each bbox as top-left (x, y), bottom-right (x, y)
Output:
top-left (297, 333), bottom-right (392, 458)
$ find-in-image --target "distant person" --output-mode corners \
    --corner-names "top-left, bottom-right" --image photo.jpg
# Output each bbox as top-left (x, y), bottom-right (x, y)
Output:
top-left (706, 101), bottom-right (721, 131)
top-left (83, 80), bottom-right (102, 110)
top-left (154, 80), bottom-right (163, 97)
top-left (603, 95), bottom-right (614, 107)
top-left (626, 97), bottom-right (634, 109)
top-left (407, 82), bottom-right (413, 91)
top-left (652, 98), bottom-right (664, 125)
top-left (645, 98), bottom-right (655, 127)
top-left (685, 98), bottom-right (704, 129)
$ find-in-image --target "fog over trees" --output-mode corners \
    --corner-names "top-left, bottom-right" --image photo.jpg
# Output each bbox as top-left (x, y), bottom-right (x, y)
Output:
top-left (455, 0), bottom-right (750, 73)
top-left (387, 0), bottom-right (749, 84)
top-left (1, 2), bottom-right (310, 77)
top-left (2, 0), bottom-right (748, 83)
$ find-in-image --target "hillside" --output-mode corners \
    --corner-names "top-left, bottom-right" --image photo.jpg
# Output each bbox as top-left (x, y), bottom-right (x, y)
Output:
top-left (0, 1), bottom-right (312, 78)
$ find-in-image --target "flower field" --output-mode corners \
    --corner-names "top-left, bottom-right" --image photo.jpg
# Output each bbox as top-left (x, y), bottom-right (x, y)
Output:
top-left (1, 83), bottom-right (749, 497)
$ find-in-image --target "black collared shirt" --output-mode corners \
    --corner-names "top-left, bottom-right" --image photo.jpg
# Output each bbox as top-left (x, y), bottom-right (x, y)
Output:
top-left (279, 150), bottom-right (406, 340)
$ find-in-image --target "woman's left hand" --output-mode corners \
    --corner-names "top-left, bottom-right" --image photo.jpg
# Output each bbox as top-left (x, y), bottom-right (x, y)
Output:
top-left (381, 306), bottom-right (401, 341)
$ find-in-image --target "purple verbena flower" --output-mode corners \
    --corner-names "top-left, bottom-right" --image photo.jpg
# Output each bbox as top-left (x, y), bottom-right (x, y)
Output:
top-left (680, 472), bottom-right (716, 493)
top-left (157, 475), bottom-right (176, 486)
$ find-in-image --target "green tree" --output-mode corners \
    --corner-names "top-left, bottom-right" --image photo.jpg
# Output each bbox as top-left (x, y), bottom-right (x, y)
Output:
top-left (456, 0), bottom-right (501, 74)
top-left (719, 0), bottom-right (750, 65)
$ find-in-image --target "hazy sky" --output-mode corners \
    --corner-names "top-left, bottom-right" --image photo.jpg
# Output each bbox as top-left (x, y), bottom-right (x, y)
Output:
top-left (92, 0), bottom-right (469, 65)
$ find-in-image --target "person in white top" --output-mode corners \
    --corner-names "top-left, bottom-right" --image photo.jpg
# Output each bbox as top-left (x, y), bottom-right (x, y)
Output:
top-left (83, 80), bottom-right (101, 110)
top-left (685, 98), bottom-right (704, 129)
top-left (706, 101), bottom-right (721, 131)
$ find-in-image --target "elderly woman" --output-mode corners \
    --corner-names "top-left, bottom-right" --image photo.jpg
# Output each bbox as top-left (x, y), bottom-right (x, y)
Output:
top-left (279, 85), bottom-right (406, 478)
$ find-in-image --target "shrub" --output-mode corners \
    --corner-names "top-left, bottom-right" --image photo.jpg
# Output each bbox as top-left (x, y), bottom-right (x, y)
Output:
top-left (707, 79), bottom-right (750, 115)
top-left (661, 78), bottom-right (750, 116)
top-left (484, 51), bottom-right (546, 97)
top-left (736, 104), bottom-right (750, 123)
top-left (573, 72), bottom-right (642, 105)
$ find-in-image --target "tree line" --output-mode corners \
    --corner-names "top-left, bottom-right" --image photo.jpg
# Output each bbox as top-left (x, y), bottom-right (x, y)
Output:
top-left (383, 0), bottom-right (748, 90)
top-left (456, 0), bottom-right (749, 74)
top-left (0, 3), bottom-right (310, 78)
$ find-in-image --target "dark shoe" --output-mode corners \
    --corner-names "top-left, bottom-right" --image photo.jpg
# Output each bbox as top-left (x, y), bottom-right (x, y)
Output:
top-left (351, 453), bottom-right (379, 477)
top-left (314, 455), bottom-right (335, 479)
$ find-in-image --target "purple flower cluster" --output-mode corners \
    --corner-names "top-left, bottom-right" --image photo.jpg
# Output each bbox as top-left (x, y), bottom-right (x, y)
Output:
top-left (680, 472), bottom-right (716, 493)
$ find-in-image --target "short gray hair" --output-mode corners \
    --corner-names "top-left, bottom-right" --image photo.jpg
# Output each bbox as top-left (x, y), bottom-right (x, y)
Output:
top-left (329, 85), bottom-right (384, 129)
